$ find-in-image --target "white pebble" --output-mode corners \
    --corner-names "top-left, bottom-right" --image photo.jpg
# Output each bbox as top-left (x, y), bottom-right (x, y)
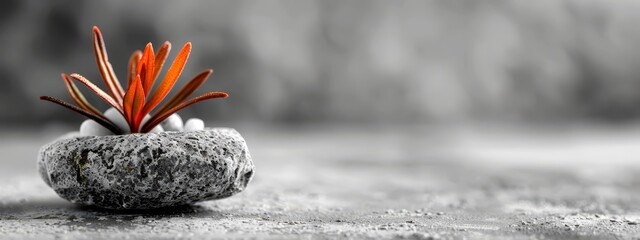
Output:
top-left (161, 114), bottom-right (184, 132)
top-left (104, 108), bottom-right (129, 133)
top-left (141, 114), bottom-right (164, 134)
top-left (147, 124), bottom-right (164, 134)
top-left (184, 118), bottom-right (205, 131)
top-left (79, 119), bottom-right (111, 136)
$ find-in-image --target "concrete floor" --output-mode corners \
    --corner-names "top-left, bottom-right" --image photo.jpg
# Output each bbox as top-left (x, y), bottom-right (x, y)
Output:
top-left (0, 124), bottom-right (639, 239)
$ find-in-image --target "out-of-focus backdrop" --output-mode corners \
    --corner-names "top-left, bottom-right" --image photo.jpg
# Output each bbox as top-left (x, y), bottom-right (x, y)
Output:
top-left (3, 0), bottom-right (640, 127)
top-left (2, 1), bottom-right (640, 239)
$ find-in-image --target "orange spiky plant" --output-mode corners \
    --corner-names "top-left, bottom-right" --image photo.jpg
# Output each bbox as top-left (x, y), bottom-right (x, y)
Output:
top-left (40, 26), bottom-right (229, 134)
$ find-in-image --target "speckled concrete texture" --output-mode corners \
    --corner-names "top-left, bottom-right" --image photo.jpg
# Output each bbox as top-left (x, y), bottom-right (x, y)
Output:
top-left (37, 128), bottom-right (254, 209)
top-left (1, 125), bottom-right (639, 239)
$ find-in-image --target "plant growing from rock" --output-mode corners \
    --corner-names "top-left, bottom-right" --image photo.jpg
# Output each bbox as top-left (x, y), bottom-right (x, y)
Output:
top-left (40, 26), bottom-right (228, 135)
top-left (37, 26), bottom-right (253, 209)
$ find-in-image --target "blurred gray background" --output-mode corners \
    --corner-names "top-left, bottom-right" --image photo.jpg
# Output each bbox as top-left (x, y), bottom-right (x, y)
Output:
top-left (2, 1), bottom-right (640, 238)
top-left (2, 0), bottom-right (640, 127)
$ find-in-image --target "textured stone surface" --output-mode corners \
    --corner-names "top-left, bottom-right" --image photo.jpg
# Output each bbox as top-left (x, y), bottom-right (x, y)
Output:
top-left (37, 128), bottom-right (254, 209)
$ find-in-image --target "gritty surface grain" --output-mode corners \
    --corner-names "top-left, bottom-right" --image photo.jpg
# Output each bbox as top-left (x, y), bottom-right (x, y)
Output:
top-left (1, 124), bottom-right (639, 239)
top-left (37, 128), bottom-right (254, 209)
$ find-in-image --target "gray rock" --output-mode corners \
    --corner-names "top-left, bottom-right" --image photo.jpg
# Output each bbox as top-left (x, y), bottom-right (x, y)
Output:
top-left (37, 128), bottom-right (254, 209)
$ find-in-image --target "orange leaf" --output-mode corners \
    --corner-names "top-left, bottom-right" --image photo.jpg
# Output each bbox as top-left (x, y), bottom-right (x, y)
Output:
top-left (153, 41), bottom-right (171, 85)
top-left (141, 42), bottom-right (192, 117)
top-left (69, 73), bottom-right (123, 114)
top-left (123, 75), bottom-right (145, 132)
top-left (154, 69), bottom-right (212, 117)
top-left (139, 43), bottom-right (155, 94)
top-left (132, 77), bottom-right (146, 132)
top-left (123, 78), bottom-right (135, 125)
top-left (127, 50), bottom-right (142, 88)
top-left (141, 92), bottom-right (228, 133)
top-left (39, 96), bottom-right (123, 135)
top-left (92, 26), bottom-right (124, 104)
top-left (61, 73), bottom-right (102, 117)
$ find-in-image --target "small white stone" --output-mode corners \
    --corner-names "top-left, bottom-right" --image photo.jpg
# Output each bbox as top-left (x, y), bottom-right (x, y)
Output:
top-left (184, 118), bottom-right (205, 131)
top-left (141, 114), bottom-right (164, 133)
top-left (79, 119), bottom-right (111, 136)
top-left (161, 114), bottom-right (184, 132)
top-left (104, 108), bottom-right (130, 133)
top-left (148, 124), bottom-right (164, 134)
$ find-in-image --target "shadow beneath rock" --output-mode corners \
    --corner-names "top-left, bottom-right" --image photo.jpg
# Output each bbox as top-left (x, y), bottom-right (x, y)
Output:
top-left (0, 197), bottom-right (225, 221)
top-left (73, 203), bottom-right (220, 218)
top-left (1, 197), bottom-right (228, 231)
top-left (57, 204), bottom-right (226, 231)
